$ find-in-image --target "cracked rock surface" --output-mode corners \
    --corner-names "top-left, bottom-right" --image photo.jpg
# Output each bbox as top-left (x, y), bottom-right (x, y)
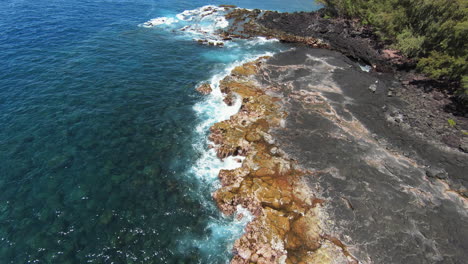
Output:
top-left (257, 48), bottom-right (468, 264)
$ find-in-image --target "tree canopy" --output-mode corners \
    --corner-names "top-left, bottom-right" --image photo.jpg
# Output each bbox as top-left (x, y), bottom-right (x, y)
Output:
top-left (318, 0), bottom-right (468, 102)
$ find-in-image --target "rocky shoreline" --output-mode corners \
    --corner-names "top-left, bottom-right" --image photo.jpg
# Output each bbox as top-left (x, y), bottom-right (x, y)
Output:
top-left (195, 5), bottom-right (467, 264)
top-left (202, 58), bottom-right (356, 263)
top-left (198, 48), bottom-right (468, 264)
top-left (258, 48), bottom-right (468, 263)
top-left (215, 6), bottom-right (468, 154)
top-left (215, 5), bottom-right (468, 190)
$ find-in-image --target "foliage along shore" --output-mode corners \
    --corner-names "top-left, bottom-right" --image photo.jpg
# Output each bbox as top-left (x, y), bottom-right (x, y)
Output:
top-left (317, 0), bottom-right (468, 107)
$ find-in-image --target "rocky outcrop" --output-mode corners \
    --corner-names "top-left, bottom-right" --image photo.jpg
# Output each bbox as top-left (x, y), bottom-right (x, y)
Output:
top-left (204, 7), bottom-right (467, 263)
top-left (218, 8), bottom-right (413, 72)
top-left (196, 82), bottom-right (213, 95)
top-left (255, 48), bottom-right (468, 263)
top-left (209, 58), bottom-right (357, 263)
top-left (216, 6), bottom-right (468, 153)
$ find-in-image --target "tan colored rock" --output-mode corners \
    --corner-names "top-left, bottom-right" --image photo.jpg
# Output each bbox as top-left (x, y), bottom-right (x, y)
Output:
top-left (224, 92), bottom-right (236, 106)
top-left (238, 247), bottom-right (252, 260)
top-left (246, 131), bottom-right (262, 142)
top-left (254, 167), bottom-right (274, 177)
top-left (287, 213), bottom-right (322, 251)
top-left (196, 82), bottom-right (212, 95)
top-left (232, 63), bottom-right (258, 76)
top-left (206, 58), bottom-right (352, 264)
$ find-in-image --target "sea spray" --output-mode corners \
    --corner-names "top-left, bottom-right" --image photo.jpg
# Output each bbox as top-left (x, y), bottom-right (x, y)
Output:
top-left (185, 53), bottom-right (275, 262)
top-left (141, 5), bottom-right (289, 262)
top-left (0, 1), bottom-right (321, 263)
top-left (141, 5), bottom-right (231, 45)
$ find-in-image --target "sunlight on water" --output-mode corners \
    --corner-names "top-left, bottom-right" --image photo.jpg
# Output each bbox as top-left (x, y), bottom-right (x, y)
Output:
top-left (0, 0), bottom-right (319, 263)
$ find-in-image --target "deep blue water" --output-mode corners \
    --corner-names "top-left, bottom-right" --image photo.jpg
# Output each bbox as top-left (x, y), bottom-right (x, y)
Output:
top-left (0, 1), bottom-right (319, 263)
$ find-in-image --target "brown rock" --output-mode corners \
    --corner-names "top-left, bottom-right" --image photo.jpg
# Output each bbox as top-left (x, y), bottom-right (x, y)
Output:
top-left (287, 214), bottom-right (321, 251)
top-left (245, 131), bottom-right (261, 142)
top-left (232, 63), bottom-right (258, 76)
top-left (219, 4), bottom-right (237, 8)
top-left (254, 167), bottom-right (274, 177)
top-left (224, 92), bottom-right (236, 106)
top-left (196, 83), bottom-right (213, 95)
top-left (251, 254), bottom-right (259, 262)
top-left (204, 58), bottom-right (351, 264)
top-left (238, 247), bottom-right (252, 260)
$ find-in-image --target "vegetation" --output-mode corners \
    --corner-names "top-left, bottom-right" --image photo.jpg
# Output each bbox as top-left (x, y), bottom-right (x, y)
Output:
top-left (448, 118), bottom-right (457, 127)
top-left (317, 0), bottom-right (468, 104)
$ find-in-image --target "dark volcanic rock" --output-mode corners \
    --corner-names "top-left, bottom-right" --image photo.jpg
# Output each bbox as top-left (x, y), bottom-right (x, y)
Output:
top-left (259, 11), bottom-right (390, 69)
top-left (222, 9), bottom-right (413, 72)
top-left (255, 48), bottom-right (468, 264)
top-left (220, 8), bottom-right (468, 152)
top-left (426, 168), bottom-right (448, 179)
top-left (460, 140), bottom-right (468, 153)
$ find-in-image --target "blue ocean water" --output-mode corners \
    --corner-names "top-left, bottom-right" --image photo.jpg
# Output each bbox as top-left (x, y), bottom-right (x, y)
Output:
top-left (0, 1), bottom-right (319, 263)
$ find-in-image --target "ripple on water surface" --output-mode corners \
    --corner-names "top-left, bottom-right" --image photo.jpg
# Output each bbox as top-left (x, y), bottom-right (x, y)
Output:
top-left (0, 0), bottom-right (319, 263)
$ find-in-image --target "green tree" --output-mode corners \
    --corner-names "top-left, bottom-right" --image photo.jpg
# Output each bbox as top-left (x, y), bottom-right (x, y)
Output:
top-left (317, 0), bottom-right (468, 104)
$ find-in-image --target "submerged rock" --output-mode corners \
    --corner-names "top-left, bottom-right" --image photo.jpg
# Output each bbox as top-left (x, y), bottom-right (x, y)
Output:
top-left (195, 82), bottom-right (213, 95)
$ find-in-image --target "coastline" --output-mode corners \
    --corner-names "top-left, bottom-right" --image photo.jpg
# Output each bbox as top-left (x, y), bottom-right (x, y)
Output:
top-left (218, 7), bottom-right (468, 153)
top-left (214, 5), bottom-right (468, 194)
top-left (191, 5), bottom-right (467, 263)
top-left (258, 48), bottom-right (468, 263)
top-left (203, 47), bottom-right (468, 263)
top-left (205, 57), bottom-right (356, 263)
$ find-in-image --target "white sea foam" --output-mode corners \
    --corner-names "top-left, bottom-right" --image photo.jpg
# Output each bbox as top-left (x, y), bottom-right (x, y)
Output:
top-left (142, 5), bottom-right (229, 32)
top-left (178, 6), bottom-right (229, 44)
top-left (246, 36), bottom-right (280, 46)
top-left (175, 5), bottom-right (229, 29)
top-left (140, 17), bottom-right (178, 28)
top-left (141, 5), bottom-right (284, 261)
top-left (191, 52), bottom-right (273, 185)
top-left (187, 52), bottom-right (275, 259)
top-left (177, 205), bottom-right (253, 262)
top-left (141, 5), bottom-right (232, 46)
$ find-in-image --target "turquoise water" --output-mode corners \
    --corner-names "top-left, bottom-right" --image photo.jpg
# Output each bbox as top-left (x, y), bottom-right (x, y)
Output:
top-left (0, 1), bottom-right (319, 263)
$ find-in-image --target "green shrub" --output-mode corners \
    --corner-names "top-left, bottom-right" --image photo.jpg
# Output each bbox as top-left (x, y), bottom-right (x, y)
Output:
top-left (318, 0), bottom-right (468, 104)
top-left (394, 29), bottom-right (425, 57)
top-left (417, 51), bottom-right (466, 80)
top-left (448, 119), bottom-right (457, 127)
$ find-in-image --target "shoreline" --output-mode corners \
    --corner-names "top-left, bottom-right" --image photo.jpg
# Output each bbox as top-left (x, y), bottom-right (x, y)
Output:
top-left (211, 5), bottom-right (468, 194)
top-left (259, 47), bottom-right (468, 263)
top-left (194, 5), bottom-right (467, 263)
top-left (216, 7), bottom-right (468, 154)
top-left (208, 47), bottom-right (468, 263)
top-left (204, 57), bottom-right (356, 263)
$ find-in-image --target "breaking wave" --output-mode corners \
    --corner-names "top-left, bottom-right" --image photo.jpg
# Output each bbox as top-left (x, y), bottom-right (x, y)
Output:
top-left (140, 5), bottom-right (287, 262)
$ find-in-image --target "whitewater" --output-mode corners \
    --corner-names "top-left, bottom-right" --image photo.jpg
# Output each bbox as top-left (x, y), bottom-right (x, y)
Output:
top-left (0, 1), bottom-right (319, 263)
top-left (141, 5), bottom-right (286, 262)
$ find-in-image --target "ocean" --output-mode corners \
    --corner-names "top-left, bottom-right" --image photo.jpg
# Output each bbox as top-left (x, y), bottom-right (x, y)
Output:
top-left (0, 1), bottom-right (319, 263)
